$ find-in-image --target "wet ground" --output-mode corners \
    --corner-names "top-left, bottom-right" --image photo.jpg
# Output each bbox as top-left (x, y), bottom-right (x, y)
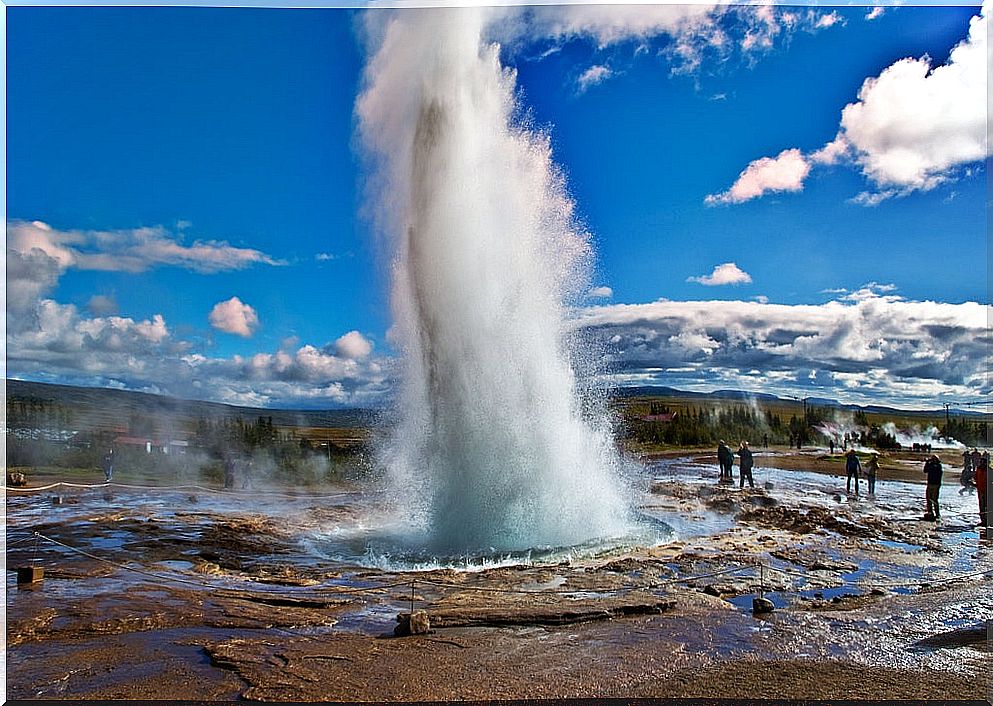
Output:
top-left (5, 449), bottom-right (992, 700)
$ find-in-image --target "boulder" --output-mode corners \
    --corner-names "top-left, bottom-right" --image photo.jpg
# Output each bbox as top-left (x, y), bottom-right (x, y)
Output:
top-left (395, 610), bottom-right (430, 636)
top-left (752, 596), bottom-right (775, 614)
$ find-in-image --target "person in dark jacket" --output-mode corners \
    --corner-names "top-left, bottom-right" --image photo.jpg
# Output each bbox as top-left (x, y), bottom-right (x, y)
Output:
top-left (737, 441), bottom-right (754, 489)
top-left (717, 440), bottom-right (733, 483)
top-left (845, 448), bottom-right (861, 496)
top-left (923, 454), bottom-right (943, 520)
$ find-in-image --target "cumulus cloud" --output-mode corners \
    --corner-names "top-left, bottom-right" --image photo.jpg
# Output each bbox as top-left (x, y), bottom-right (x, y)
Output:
top-left (334, 330), bottom-right (374, 360)
top-left (836, 5), bottom-right (988, 196)
top-left (865, 6), bottom-right (885, 21)
top-left (588, 286), bottom-right (614, 299)
top-left (576, 291), bottom-right (991, 407)
top-left (8, 287), bottom-right (390, 408)
top-left (7, 220), bottom-right (283, 275)
top-left (705, 148), bottom-right (811, 205)
top-left (687, 262), bottom-right (753, 286)
top-left (576, 64), bottom-right (612, 92)
top-left (710, 3), bottom-right (988, 204)
top-left (87, 295), bottom-right (119, 316)
top-left (209, 297), bottom-right (260, 338)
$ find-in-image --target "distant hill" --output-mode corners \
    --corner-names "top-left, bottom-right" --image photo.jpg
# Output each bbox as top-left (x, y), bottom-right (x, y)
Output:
top-left (5, 379), bottom-right (376, 431)
top-left (6, 379), bottom-right (988, 434)
top-left (609, 385), bottom-right (989, 419)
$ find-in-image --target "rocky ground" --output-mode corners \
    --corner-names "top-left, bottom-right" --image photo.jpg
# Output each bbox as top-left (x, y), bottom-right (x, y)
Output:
top-left (5, 448), bottom-right (991, 701)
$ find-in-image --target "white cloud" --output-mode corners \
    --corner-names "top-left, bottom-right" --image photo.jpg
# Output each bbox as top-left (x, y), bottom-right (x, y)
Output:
top-left (209, 297), bottom-right (260, 338)
top-left (334, 330), bottom-right (374, 360)
top-left (705, 148), bottom-right (811, 205)
top-left (814, 11), bottom-right (844, 30)
top-left (577, 64), bottom-right (612, 92)
top-left (688, 262), bottom-right (753, 286)
top-left (6, 220), bottom-right (283, 274)
top-left (489, 4), bottom-right (844, 78)
top-left (838, 282), bottom-right (899, 302)
top-left (87, 295), bottom-right (118, 316)
top-left (710, 3), bottom-right (988, 204)
top-left (588, 286), bottom-right (614, 299)
top-left (836, 6), bottom-right (987, 195)
top-left (865, 6), bottom-right (885, 21)
top-left (577, 292), bottom-right (992, 406)
top-left (499, 4), bottom-right (720, 49)
top-left (316, 252), bottom-right (338, 262)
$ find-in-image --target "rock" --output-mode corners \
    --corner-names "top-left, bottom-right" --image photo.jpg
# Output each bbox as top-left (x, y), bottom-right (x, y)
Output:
top-left (395, 610), bottom-right (430, 636)
top-left (752, 596), bottom-right (775, 614)
top-left (16, 566), bottom-right (44, 585)
top-left (703, 585), bottom-right (722, 597)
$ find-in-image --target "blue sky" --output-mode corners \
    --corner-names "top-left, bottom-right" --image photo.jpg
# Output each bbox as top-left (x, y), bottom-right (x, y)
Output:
top-left (6, 3), bottom-right (989, 409)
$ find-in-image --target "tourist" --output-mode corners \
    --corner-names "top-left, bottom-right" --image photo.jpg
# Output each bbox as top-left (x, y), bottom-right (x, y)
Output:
top-left (102, 448), bottom-right (114, 483)
top-left (962, 448), bottom-right (974, 476)
top-left (922, 454), bottom-right (943, 521)
top-left (865, 452), bottom-right (879, 496)
top-left (223, 456), bottom-right (236, 489)
top-left (960, 448), bottom-right (976, 492)
top-left (845, 448), bottom-right (861, 496)
top-left (737, 441), bottom-right (754, 489)
top-left (975, 450), bottom-right (988, 527)
top-left (717, 440), bottom-right (733, 483)
top-left (829, 439), bottom-right (835, 455)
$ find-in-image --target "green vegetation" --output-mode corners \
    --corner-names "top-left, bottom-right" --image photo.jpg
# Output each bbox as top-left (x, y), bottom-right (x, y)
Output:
top-left (6, 381), bottom-right (989, 483)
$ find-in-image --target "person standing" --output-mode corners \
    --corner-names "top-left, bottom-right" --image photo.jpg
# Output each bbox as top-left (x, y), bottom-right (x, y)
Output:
top-left (845, 448), bottom-right (861, 496)
top-left (923, 453), bottom-right (943, 521)
top-left (960, 448), bottom-right (977, 492)
top-left (102, 448), bottom-right (114, 483)
top-left (975, 450), bottom-right (988, 527)
top-left (717, 440), bottom-right (733, 483)
top-left (737, 441), bottom-right (754, 489)
top-left (865, 452), bottom-right (880, 496)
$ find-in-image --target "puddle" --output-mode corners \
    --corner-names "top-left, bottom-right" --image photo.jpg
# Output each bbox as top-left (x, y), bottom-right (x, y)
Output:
top-left (876, 539), bottom-right (924, 553)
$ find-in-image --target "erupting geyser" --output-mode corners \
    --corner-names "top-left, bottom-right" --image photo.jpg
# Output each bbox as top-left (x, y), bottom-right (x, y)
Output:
top-left (358, 9), bottom-right (630, 553)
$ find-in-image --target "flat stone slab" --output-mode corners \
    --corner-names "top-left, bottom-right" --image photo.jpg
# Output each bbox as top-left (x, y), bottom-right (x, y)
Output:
top-left (428, 592), bottom-right (675, 628)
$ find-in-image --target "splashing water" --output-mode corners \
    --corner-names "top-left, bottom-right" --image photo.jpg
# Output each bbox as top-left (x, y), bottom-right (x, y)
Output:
top-left (357, 9), bottom-right (631, 554)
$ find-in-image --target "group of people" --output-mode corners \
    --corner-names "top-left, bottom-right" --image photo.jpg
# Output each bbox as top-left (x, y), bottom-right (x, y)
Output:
top-left (716, 440), bottom-right (755, 488)
top-left (843, 448), bottom-right (880, 497)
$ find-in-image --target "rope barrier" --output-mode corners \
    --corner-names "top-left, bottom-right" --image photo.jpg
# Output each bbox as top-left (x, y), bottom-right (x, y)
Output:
top-left (23, 531), bottom-right (417, 597)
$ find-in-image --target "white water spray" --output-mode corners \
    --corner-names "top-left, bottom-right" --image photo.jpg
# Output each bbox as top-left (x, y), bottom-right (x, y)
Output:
top-left (357, 9), bottom-right (630, 553)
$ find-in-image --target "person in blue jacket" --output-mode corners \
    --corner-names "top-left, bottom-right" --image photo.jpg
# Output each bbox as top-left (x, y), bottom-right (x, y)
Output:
top-left (845, 448), bottom-right (861, 496)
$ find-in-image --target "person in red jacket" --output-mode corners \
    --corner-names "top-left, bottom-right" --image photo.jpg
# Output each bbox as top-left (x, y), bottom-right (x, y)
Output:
top-left (975, 450), bottom-right (989, 528)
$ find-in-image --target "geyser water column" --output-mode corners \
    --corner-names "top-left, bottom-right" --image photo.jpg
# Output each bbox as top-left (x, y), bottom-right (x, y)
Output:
top-left (357, 8), bottom-right (630, 553)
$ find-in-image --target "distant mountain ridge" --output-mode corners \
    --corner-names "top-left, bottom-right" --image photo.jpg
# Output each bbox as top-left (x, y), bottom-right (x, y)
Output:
top-left (6, 378), bottom-right (988, 427)
top-left (607, 386), bottom-right (988, 418)
top-left (6, 379), bottom-right (376, 429)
